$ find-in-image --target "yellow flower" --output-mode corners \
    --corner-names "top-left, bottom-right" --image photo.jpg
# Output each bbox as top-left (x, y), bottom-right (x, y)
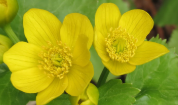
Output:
top-left (94, 3), bottom-right (169, 75)
top-left (70, 83), bottom-right (99, 105)
top-left (3, 9), bottom-right (94, 105)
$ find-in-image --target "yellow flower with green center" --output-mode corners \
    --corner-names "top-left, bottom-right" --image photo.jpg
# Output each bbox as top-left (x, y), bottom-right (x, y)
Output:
top-left (94, 3), bottom-right (169, 75)
top-left (3, 8), bottom-right (94, 105)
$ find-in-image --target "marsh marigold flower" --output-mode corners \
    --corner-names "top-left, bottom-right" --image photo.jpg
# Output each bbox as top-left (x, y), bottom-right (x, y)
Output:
top-left (3, 9), bottom-right (94, 105)
top-left (94, 3), bottom-right (169, 75)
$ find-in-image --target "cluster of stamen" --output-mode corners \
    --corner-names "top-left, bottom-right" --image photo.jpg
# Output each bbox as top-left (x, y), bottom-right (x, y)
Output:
top-left (105, 26), bottom-right (137, 63)
top-left (38, 41), bottom-right (72, 79)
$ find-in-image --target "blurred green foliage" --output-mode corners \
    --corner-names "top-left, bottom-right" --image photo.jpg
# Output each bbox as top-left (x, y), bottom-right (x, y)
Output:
top-left (154, 0), bottom-right (178, 26)
top-left (168, 29), bottom-right (178, 54)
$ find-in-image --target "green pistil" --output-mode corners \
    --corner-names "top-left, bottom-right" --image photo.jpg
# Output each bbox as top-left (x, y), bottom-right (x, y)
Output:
top-left (112, 38), bottom-right (126, 53)
top-left (51, 57), bottom-right (63, 67)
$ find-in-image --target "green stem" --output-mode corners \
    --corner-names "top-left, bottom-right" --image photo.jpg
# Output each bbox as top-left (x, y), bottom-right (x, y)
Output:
top-left (2, 24), bottom-right (20, 44)
top-left (97, 67), bottom-right (109, 87)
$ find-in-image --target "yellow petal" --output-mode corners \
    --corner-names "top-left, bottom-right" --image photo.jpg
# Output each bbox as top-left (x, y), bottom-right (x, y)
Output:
top-left (103, 60), bottom-right (136, 75)
top-left (95, 3), bottom-right (121, 37)
top-left (60, 13), bottom-right (93, 50)
top-left (119, 9), bottom-right (154, 46)
top-left (81, 100), bottom-right (95, 105)
top-left (87, 83), bottom-right (99, 105)
top-left (129, 41), bottom-right (169, 65)
top-left (3, 42), bottom-right (42, 72)
top-left (66, 63), bottom-right (94, 96)
top-left (94, 30), bottom-right (110, 62)
top-left (72, 35), bottom-right (90, 67)
top-left (36, 77), bottom-right (68, 105)
top-left (11, 67), bottom-right (54, 93)
top-left (23, 8), bottom-right (62, 47)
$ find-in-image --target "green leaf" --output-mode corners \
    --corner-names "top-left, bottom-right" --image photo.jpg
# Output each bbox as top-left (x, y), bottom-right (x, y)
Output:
top-left (0, 64), bottom-right (36, 105)
top-left (154, 0), bottom-right (178, 26)
top-left (47, 94), bottom-right (71, 105)
top-left (168, 29), bottom-right (178, 54)
top-left (98, 79), bottom-right (140, 105)
top-left (148, 35), bottom-right (167, 46)
top-left (126, 36), bottom-right (178, 105)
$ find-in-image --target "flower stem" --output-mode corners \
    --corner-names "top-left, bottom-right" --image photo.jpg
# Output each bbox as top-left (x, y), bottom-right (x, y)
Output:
top-left (97, 67), bottom-right (109, 87)
top-left (2, 24), bottom-right (20, 44)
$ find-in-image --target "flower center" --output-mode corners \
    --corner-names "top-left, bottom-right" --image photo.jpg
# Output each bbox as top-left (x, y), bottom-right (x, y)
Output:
top-left (38, 41), bottom-right (72, 79)
top-left (105, 27), bottom-right (137, 63)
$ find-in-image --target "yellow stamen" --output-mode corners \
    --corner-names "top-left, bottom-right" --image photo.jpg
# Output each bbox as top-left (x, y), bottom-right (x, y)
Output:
top-left (38, 41), bottom-right (72, 79)
top-left (105, 26), bottom-right (137, 63)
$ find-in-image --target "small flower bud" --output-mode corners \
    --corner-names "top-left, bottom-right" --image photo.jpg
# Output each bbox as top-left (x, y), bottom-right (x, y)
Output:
top-left (0, 34), bottom-right (13, 63)
top-left (0, 0), bottom-right (18, 27)
top-left (70, 83), bottom-right (99, 105)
